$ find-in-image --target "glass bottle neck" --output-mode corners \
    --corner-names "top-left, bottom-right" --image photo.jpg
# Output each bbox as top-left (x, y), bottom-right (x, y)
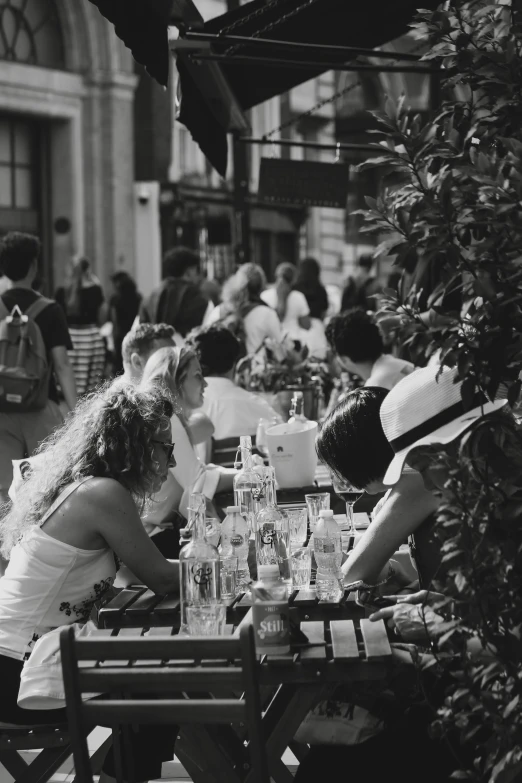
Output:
top-left (192, 508), bottom-right (206, 541)
top-left (240, 445), bottom-right (253, 471)
top-left (263, 470), bottom-right (277, 507)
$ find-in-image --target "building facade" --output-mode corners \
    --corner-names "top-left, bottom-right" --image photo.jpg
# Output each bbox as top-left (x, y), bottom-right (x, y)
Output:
top-left (0, 0), bottom-right (138, 295)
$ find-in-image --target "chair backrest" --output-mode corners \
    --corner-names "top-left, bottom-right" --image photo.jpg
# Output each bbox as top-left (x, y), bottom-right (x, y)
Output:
top-left (60, 625), bottom-right (269, 783)
top-left (211, 435), bottom-right (258, 468)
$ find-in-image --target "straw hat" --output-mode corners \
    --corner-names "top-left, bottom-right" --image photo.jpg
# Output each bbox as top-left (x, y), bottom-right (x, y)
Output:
top-left (380, 364), bottom-right (507, 486)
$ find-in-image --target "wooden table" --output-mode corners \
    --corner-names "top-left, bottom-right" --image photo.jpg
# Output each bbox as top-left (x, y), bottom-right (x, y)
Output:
top-left (97, 587), bottom-right (392, 783)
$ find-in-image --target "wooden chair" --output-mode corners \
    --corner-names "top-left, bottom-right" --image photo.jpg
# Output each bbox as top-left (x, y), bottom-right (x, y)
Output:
top-left (60, 624), bottom-right (270, 783)
top-left (0, 722), bottom-right (111, 783)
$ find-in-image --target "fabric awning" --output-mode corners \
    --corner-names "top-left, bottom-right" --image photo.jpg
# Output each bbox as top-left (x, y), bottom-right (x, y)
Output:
top-left (88, 0), bottom-right (440, 176)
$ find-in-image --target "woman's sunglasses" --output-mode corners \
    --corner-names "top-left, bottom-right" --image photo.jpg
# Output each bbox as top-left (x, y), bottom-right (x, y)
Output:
top-left (153, 441), bottom-right (175, 461)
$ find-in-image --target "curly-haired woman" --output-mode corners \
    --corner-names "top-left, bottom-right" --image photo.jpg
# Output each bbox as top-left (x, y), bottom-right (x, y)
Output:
top-left (0, 383), bottom-right (179, 782)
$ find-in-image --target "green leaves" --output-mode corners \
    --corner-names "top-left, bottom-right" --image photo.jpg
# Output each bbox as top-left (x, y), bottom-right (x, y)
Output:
top-left (357, 2), bottom-right (522, 780)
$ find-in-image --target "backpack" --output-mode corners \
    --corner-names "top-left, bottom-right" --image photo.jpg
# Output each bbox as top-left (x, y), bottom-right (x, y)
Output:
top-left (0, 296), bottom-right (53, 412)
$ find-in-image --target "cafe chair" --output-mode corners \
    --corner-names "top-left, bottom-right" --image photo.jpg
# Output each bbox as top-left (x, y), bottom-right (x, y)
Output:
top-left (0, 721), bottom-right (111, 783)
top-left (60, 623), bottom-right (270, 783)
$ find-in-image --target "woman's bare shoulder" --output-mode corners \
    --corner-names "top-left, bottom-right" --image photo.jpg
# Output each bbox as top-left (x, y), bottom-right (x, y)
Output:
top-left (74, 477), bottom-right (137, 514)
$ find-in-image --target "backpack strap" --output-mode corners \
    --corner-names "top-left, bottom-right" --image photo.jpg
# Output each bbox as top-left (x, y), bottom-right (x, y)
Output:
top-left (38, 477), bottom-right (93, 529)
top-left (24, 296), bottom-right (54, 321)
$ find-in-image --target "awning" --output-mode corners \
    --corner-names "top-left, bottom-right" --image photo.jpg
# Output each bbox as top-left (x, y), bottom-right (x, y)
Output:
top-left (174, 0), bottom-right (439, 175)
top-left (88, 0), bottom-right (439, 176)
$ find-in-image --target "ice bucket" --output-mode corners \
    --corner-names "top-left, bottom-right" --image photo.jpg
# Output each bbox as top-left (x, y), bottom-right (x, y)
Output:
top-left (265, 420), bottom-right (318, 489)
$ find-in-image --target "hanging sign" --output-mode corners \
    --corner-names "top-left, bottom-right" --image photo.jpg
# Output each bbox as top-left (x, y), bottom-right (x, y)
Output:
top-left (258, 158), bottom-right (349, 208)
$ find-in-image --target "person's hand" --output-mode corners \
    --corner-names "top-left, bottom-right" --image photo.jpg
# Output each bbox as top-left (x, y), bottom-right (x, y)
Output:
top-left (387, 589), bottom-right (446, 607)
top-left (369, 602), bottom-right (444, 643)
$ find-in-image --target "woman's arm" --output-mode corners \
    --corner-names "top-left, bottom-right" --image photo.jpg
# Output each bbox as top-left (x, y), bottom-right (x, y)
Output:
top-left (79, 479), bottom-right (179, 594)
top-left (342, 472), bottom-right (440, 585)
top-left (187, 411), bottom-right (215, 445)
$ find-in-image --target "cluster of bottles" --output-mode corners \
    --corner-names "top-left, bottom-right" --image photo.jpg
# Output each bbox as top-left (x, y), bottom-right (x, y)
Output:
top-left (180, 407), bottom-right (344, 650)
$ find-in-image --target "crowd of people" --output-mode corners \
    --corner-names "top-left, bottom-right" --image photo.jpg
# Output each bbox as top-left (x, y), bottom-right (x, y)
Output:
top-left (0, 229), bottom-right (508, 782)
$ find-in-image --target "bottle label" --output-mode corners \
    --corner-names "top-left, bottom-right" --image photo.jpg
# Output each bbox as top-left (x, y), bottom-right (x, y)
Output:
top-left (260, 524), bottom-right (276, 546)
top-left (314, 539), bottom-right (335, 554)
top-left (252, 601), bottom-right (290, 653)
top-left (192, 563), bottom-right (213, 586)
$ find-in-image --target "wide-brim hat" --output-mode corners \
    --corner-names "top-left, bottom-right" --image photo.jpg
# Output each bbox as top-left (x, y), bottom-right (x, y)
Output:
top-left (380, 364), bottom-right (507, 486)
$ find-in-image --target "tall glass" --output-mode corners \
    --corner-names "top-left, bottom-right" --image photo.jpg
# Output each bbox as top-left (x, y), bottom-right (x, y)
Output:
top-left (331, 475), bottom-right (363, 537)
top-left (305, 493), bottom-right (330, 534)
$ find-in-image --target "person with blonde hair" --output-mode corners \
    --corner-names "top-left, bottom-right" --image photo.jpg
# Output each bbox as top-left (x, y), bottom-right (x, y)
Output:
top-left (261, 261), bottom-right (311, 346)
top-left (206, 262), bottom-right (281, 354)
top-left (140, 345), bottom-right (236, 528)
top-left (0, 382), bottom-right (180, 781)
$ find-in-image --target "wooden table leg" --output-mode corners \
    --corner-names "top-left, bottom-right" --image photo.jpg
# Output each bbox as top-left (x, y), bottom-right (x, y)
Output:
top-left (176, 725), bottom-right (243, 783)
top-left (244, 683), bottom-right (326, 783)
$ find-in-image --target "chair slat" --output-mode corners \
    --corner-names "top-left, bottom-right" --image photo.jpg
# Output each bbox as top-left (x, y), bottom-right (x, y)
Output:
top-left (299, 622), bottom-right (326, 662)
top-left (78, 666), bottom-right (245, 693)
top-left (330, 620), bottom-right (359, 662)
top-left (84, 700), bottom-right (245, 726)
top-left (359, 619), bottom-right (392, 661)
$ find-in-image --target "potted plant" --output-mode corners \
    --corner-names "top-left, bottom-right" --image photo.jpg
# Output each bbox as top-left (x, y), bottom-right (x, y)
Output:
top-left (235, 336), bottom-right (328, 421)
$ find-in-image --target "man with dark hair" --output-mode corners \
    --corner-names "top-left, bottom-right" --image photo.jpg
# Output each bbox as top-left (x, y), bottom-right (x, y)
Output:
top-left (139, 246), bottom-right (210, 337)
top-left (326, 309), bottom-right (415, 390)
top-left (0, 231), bottom-right (77, 504)
top-left (121, 322), bottom-right (176, 383)
top-left (188, 324), bottom-right (279, 453)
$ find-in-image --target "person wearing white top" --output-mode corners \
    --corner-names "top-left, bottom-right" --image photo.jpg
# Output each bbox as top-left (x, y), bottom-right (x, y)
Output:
top-left (188, 325), bottom-right (280, 459)
top-left (140, 345), bottom-right (236, 531)
top-left (205, 263), bottom-right (281, 354)
top-left (260, 262), bottom-right (311, 344)
top-left (326, 308), bottom-right (415, 391)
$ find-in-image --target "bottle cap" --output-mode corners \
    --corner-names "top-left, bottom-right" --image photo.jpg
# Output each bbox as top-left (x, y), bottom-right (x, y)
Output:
top-left (258, 564), bottom-right (280, 579)
top-left (226, 505), bottom-right (240, 513)
top-left (318, 509), bottom-right (334, 518)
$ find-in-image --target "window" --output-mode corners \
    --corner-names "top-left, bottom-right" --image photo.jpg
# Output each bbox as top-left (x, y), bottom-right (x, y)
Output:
top-left (0, 117), bottom-right (38, 209)
top-left (0, 0), bottom-right (65, 69)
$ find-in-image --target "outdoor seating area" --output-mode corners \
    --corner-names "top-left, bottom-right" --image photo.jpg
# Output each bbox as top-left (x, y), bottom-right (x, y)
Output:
top-left (1, 1), bottom-right (522, 783)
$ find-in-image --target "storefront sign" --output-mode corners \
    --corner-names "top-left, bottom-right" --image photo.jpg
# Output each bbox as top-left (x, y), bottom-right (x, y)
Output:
top-left (258, 158), bottom-right (349, 208)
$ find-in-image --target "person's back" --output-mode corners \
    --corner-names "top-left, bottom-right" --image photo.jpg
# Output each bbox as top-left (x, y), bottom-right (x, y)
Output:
top-left (206, 263), bottom-right (281, 354)
top-left (341, 254), bottom-right (380, 313)
top-left (140, 247), bottom-right (209, 338)
top-left (0, 232), bottom-right (76, 506)
top-left (326, 309), bottom-right (415, 391)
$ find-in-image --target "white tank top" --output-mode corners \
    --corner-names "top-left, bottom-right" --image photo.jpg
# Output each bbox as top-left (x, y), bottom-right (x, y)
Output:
top-left (0, 478), bottom-right (116, 661)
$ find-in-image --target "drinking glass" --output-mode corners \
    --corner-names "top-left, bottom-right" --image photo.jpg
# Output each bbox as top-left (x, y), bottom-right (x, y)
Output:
top-left (220, 555), bottom-right (238, 599)
top-left (305, 493), bottom-right (330, 533)
top-left (186, 603), bottom-right (226, 636)
top-left (290, 547), bottom-right (312, 590)
top-left (331, 475), bottom-right (363, 536)
top-left (285, 508), bottom-right (308, 549)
